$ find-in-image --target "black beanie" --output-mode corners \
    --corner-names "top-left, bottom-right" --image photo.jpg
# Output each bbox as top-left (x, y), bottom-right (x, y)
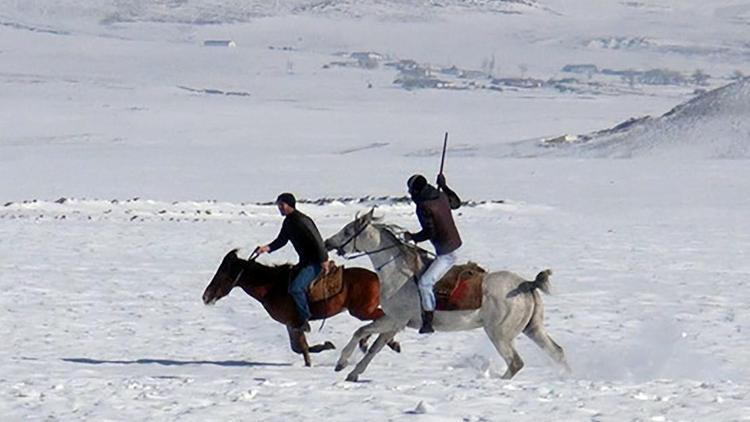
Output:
top-left (407, 174), bottom-right (427, 194)
top-left (276, 192), bottom-right (296, 208)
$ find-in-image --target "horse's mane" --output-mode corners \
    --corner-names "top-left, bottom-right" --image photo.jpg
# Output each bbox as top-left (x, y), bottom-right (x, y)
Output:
top-left (227, 249), bottom-right (293, 279)
top-left (371, 223), bottom-right (431, 269)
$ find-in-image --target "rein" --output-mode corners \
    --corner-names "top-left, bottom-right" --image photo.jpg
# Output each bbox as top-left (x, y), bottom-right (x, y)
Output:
top-left (337, 220), bottom-right (407, 271)
top-left (342, 244), bottom-right (401, 261)
top-left (346, 244), bottom-right (403, 272)
top-left (335, 217), bottom-right (438, 274)
top-left (335, 219), bottom-right (370, 252)
top-left (231, 250), bottom-right (260, 287)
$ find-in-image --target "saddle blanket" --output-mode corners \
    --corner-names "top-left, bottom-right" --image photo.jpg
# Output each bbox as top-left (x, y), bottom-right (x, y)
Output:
top-left (434, 262), bottom-right (487, 311)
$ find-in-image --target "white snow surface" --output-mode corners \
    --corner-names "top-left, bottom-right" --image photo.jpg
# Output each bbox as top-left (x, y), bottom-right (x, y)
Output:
top-left (2, 0), bottom-right (750, 420)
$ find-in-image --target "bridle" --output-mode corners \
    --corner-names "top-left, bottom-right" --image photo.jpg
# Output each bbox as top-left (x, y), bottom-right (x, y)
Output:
top-left (334, 218), bottom-right (370, 255)
top-left (230, 250), bottom-right (259, 288)
top-left (335, 218), bottom-right (404, 271)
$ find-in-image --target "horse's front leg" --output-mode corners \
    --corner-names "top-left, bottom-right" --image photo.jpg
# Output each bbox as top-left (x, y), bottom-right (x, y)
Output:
top-left (335, 316), bottom-right (400, 372)
top-left (346, 330), bottom-right (399, 382)
top-left (360, 334), bottom-right (400, 353)
top-left (286, 325), bottom-right (311, 367)
top-left (359, 334), bottom-right (372, 353)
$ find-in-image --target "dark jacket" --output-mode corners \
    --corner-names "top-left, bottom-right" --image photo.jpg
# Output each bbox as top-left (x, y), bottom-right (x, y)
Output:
top-left (268, 210), bottom-right (329, 265)
top-left (410, 183), bottom-right (462, 255)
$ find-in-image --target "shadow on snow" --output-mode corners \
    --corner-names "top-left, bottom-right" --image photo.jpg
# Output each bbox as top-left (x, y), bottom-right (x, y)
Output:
top-left (62, 357), bottom-right (291, 367)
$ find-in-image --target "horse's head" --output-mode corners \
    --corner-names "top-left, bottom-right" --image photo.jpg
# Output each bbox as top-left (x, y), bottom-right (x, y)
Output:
top-left (202, 249), bottom-right (243, 305)
top-left (325, 208), bottom-right (379, 256)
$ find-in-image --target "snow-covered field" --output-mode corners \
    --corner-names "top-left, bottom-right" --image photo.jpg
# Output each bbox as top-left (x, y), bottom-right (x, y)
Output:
top-left (2, 1), bottom-right (750, 420)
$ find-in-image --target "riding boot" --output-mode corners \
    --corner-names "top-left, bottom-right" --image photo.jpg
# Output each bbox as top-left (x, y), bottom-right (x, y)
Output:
top-left (419, 311), bottom-right (435, 334)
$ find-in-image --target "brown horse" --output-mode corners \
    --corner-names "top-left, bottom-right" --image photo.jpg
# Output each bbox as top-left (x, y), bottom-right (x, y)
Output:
top-left (202, 249), bottom-right (400, 366)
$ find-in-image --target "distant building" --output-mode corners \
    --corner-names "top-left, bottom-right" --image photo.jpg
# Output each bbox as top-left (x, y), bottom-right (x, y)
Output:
top-left (203, 40), bottom-right (236, 47)
top-left (561, 64), bottom-right (599, 74)
top-left (350, 52), bottom-right (384, 69)
top-left (640, 69), bottom-right (685, 85)
top-left (491, 78), bottom-right (545, 88)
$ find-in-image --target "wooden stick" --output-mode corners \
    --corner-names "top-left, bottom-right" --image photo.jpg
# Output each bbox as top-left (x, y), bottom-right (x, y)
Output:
top-left (439, 132), bottom-right (448, 175)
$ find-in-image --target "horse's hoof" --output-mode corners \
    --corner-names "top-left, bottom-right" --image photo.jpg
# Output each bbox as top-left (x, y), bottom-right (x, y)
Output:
top-left (334, 362), bottom-right (346, 372)
top-left (324, 341), bottom-right (336, 350)
top-left (346, 373), bottom-right (359, 382)
top-left (389, 341), bottom-right (401, 353)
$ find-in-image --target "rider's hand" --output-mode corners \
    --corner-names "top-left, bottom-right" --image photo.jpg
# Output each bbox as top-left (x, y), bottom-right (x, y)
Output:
top-left (255, 245), bottom-right (271, 255)
top-left (436, 173), bottom-right (447, 188)
top-left (321, 260), bottom-right (333, 275)
top-left (403, 232), bottom-right (414, 243)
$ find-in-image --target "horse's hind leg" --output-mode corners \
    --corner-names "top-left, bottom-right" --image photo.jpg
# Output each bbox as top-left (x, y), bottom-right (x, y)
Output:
top-left (483, 324), bottom-right (524, 379)
top-left (524, 323), bottom-right (571, 373)
top-left (523, 293), bottom-right (570, 373)
top-left (308, 341), bottom-right (336, 353)
top-left (346, 330), bottom-right (398, 382)
top-left (287, 326), bottom-right (312, 367)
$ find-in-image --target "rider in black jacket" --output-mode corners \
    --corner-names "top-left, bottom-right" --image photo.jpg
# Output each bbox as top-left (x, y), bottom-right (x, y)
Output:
top-left (255, 193), bottom-right (331, 331)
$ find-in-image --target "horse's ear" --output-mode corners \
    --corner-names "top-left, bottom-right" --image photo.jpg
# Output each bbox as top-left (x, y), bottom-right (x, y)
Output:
top-left (364, 207), bottom-right (375, 222)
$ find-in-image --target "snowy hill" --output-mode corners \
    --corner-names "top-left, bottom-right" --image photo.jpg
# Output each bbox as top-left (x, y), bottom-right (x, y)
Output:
top-left (497, 79), bottom-right (750, 158)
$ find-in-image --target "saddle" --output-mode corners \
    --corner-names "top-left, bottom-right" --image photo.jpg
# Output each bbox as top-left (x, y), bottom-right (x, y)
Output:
top-left (434, 262), bottom-right (487, 311)
top-left (307, 262), bottom-right (344, 303)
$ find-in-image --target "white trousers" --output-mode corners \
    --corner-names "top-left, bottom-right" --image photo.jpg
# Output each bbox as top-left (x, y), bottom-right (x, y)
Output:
top-left (417, 249), bottom-right (458, 311)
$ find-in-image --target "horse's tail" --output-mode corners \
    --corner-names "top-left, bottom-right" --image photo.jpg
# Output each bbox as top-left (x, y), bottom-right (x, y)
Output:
top-left (530, 269), bottom-right (552, 295)
top-left (505, 269), bottom-right (552, 299)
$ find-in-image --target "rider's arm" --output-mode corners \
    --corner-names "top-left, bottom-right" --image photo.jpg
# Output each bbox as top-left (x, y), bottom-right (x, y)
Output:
top-left (410, 208), bottom-right (435, 243)
top-left (437, 174), bottom-right (461, 210)
top-left (442, 185), bottom-right (461, 210)
top-left (267, 222), bottom-right (289, 253)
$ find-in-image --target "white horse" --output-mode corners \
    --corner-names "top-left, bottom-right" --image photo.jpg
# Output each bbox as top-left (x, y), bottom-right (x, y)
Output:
top-left (324, 209), bottom-right (570, 381)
